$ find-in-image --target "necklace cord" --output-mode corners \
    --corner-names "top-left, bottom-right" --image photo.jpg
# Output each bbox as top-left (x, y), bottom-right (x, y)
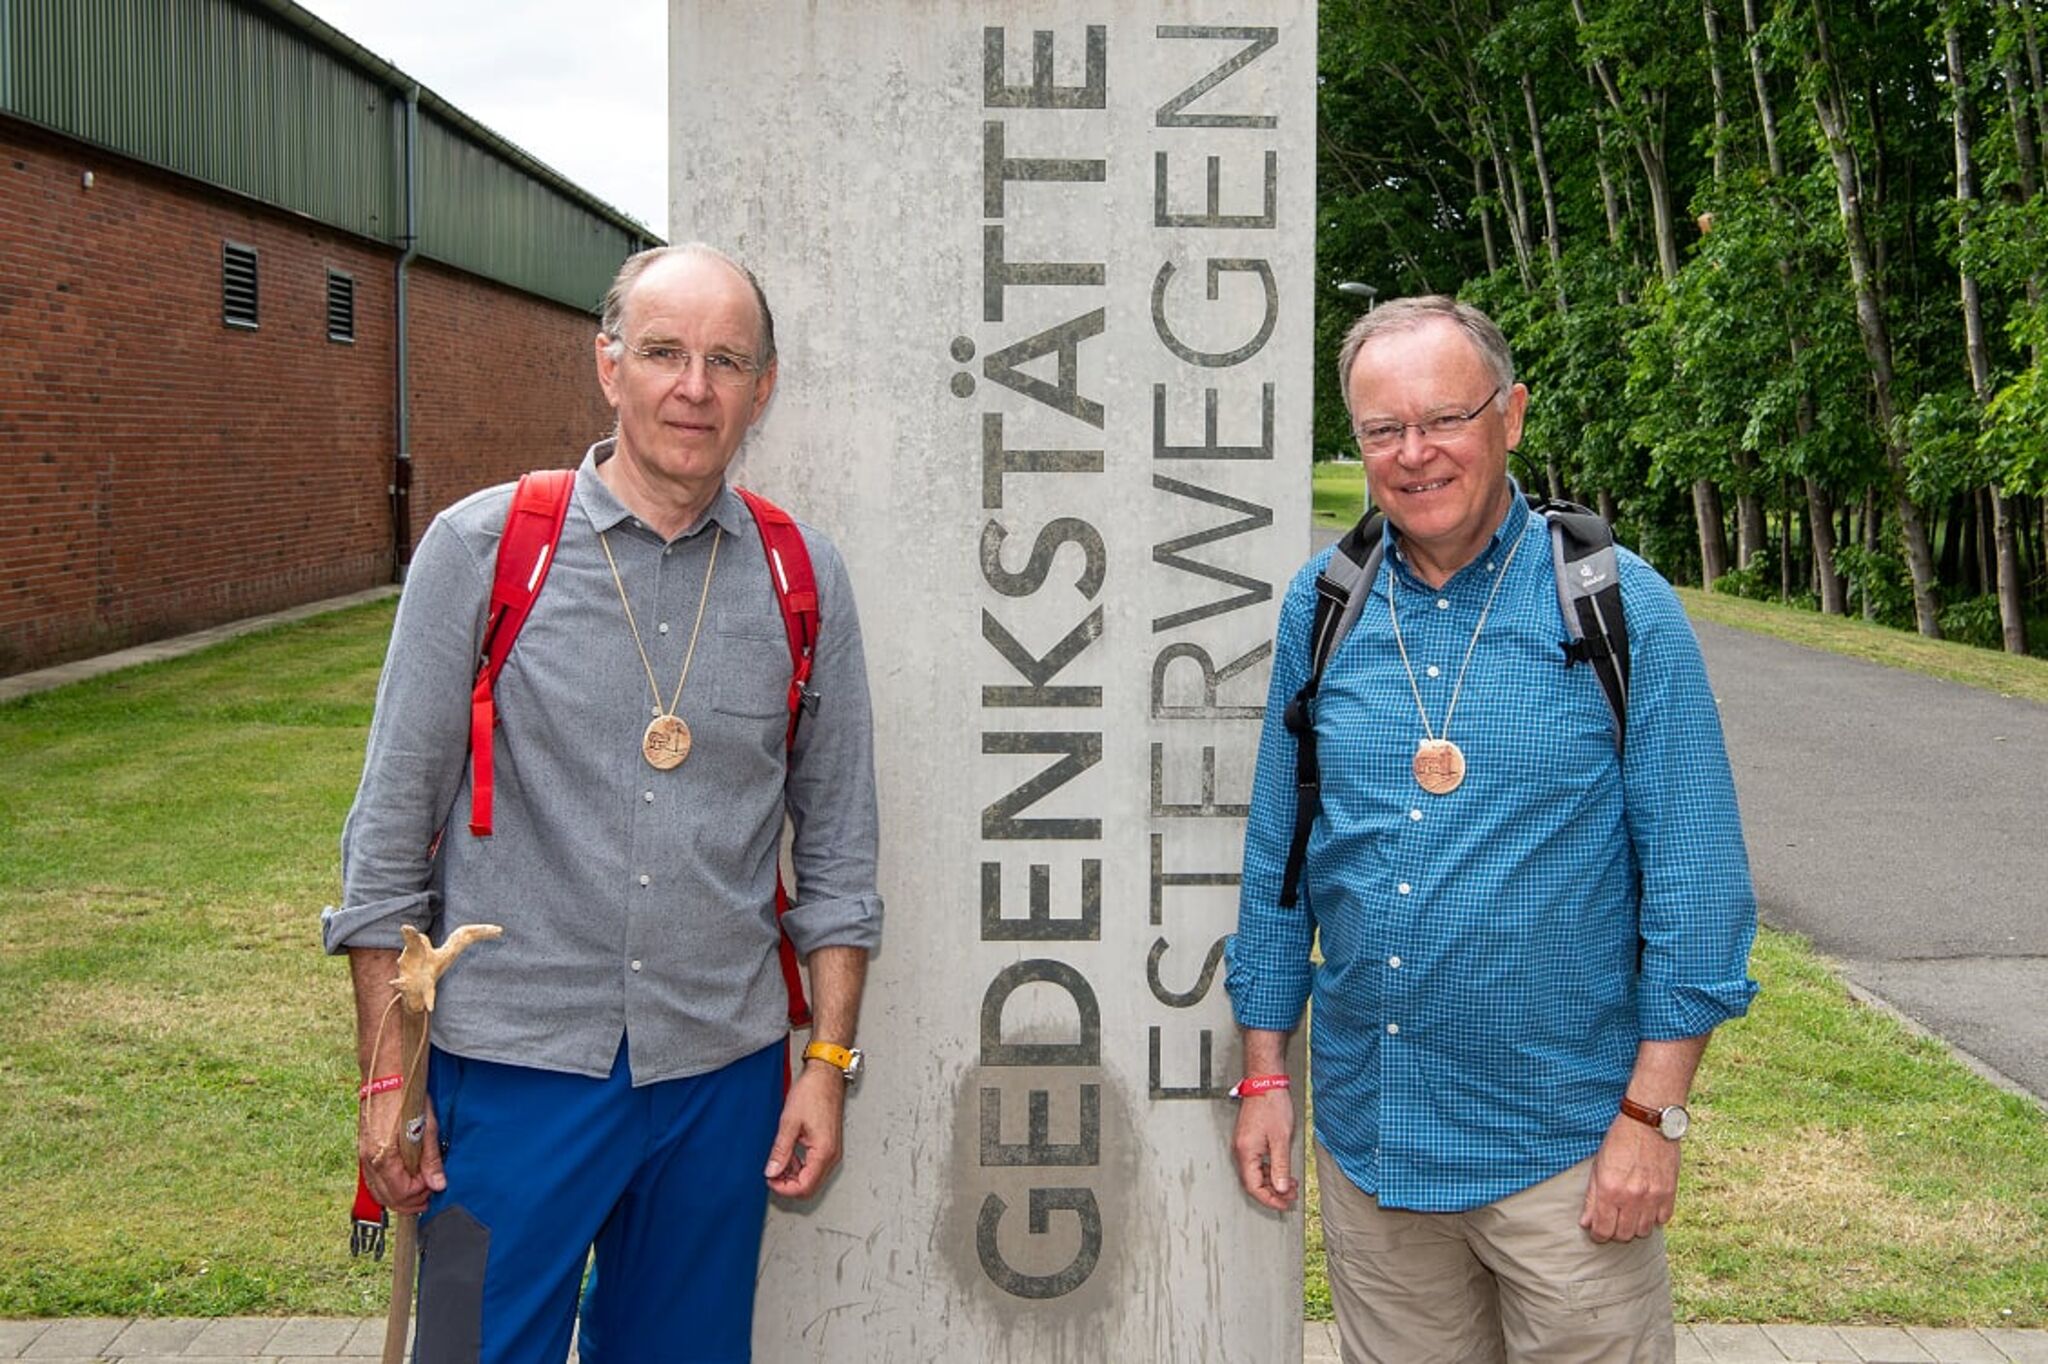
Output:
top-left (1386, 529), bottom-right (1526, 744)
top-left (599, 523), bottom-right (723, 717)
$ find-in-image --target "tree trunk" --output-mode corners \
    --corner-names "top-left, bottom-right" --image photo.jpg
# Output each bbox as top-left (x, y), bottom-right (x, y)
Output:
top-left (1743, 0), bottom-right (1785, 178)
top-left (1948, 22), bottom-right (2030, 652)
top-left (1524, 71), bottom-right (1568, 310)
top-left (1694, 482), bottom-right (1729, 585)
top-left (2002, 25), bottom-right (2045, 344)
top-left (1807, 477), bottom-right (1846, 614)
top-left (1598, 488), bottom-right (1618, 525)
top-left (1702, 0), bottom-right (1731, 181)
top-left (1474, 157), bottom-right (1501, 275)
top-left (1812, 2), bottom-right (1941, 636)
top-left (1780, 484), bottom-right (1794, 598)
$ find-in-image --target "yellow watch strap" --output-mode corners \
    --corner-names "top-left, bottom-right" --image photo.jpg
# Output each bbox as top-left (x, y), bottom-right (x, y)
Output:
top-left (804, 1041), bottom-right (855, 1070)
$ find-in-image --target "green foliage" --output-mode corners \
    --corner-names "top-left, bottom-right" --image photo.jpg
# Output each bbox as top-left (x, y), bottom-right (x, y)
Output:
top-left (1831, 543), bottom-right (1921, 629)
top-left (1712, 550), bottom-right (1781, 602)
top-left (1317, 0), bottom-right (2048, 652)
top-left (1938, 593), bottom-right (2007, 649)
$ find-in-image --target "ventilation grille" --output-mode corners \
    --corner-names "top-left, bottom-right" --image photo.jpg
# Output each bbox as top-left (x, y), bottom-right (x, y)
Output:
top-left (326, 270), bottom-right (355, 343)
top-left (222, 242), bottom-right (258, 329)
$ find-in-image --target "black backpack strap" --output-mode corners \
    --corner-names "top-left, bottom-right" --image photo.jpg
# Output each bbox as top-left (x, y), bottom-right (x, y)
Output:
top-left (1538, 499), bottom-right (1630, 754)
top-left (1279, 513), bottom-right (1384, 908)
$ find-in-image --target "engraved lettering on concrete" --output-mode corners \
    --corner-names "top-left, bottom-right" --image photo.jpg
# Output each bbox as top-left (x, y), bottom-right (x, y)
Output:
top-left (1152, 259), bottom-right (1279, 369)
top-left (1154, 25), bottom-right (1279, 128)
top-left (982, 858), bottom-right (1102, 941)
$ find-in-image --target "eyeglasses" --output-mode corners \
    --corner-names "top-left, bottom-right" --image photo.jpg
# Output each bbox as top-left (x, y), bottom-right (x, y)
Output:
top-left (1352, 385), bottom-right (1501, 457)
top-left (617, 340), bottom-right (762, 388)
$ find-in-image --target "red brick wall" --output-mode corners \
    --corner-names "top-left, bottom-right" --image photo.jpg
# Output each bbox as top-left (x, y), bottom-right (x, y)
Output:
top-left (0, 117), bottom-right (617, 677)
top-left (403, 262), bottom-right (616, 551)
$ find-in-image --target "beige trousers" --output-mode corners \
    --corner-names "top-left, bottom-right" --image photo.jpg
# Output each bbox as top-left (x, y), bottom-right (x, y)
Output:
top-left (1317, 1140), bottom-right (1675, 1364)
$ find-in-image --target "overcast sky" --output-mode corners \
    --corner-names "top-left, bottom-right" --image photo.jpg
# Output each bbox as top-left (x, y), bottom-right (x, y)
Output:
top-left (297, 0), bottom-right (671, 237)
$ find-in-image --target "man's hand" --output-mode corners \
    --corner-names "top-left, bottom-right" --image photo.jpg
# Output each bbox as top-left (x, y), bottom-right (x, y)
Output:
top-left (763, 1061), bottom-right (846, 1199)
top-left (1579, 1113), bottom-right (1680, 1242)
top-left (358, 1091), bottom-right (445, 1215)
top-left (1232, 1092), bottom-right (1299, 1211)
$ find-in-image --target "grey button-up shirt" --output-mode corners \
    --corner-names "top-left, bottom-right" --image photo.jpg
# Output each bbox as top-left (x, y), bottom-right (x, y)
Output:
top-left (324, 442), bottom-right (882, 1084)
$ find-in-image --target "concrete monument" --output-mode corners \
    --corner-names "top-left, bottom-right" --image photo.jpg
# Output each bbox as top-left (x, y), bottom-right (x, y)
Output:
top-left (671, 6), bottom-right (1316, 1358)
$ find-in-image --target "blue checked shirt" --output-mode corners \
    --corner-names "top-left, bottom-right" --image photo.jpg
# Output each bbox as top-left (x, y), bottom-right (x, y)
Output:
top-left (1226, 494), bottom-right (1757, 1212)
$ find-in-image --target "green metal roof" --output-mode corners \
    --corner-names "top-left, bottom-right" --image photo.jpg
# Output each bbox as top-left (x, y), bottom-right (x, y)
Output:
top-left (0, 0), bottom-right (661, 309)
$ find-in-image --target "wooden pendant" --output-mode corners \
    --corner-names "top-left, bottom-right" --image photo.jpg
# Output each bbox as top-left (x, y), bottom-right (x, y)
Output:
top-left (1413, 738), bottom-right (1465, 795)
top-left (643, 714), bottom-right (692, 770)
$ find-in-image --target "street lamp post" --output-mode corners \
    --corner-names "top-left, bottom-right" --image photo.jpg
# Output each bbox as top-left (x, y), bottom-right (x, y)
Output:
top-left (1335, 280), bottom-right (1378, 309)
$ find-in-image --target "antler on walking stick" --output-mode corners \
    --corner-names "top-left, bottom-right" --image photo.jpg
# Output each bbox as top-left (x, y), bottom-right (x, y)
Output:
top-left (372, 923), bottom-right (502, 1364)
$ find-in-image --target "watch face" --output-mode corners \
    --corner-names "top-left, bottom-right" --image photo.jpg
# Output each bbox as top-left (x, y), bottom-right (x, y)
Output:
top-left (842, 1048), bottom-right (865, 1085)
top-left (1659, 1105), bottom-right (1689, 1140)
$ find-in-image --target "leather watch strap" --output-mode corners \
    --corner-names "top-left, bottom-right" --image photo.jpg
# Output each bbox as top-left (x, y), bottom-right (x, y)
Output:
top-left (1618, 1095), bottom-right (1687, 1139)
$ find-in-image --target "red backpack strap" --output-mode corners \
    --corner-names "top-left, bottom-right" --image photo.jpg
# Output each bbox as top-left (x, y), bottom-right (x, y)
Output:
top-left (468, 469), bottom-right (576, 837)
top-left (735, 486), bottom-right (820, 1029)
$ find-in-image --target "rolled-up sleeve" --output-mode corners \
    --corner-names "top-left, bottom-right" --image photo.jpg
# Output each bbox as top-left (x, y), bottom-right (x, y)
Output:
top-left (1619, 562), bottom-right (1760, 1040)
top-left (321, 513), bottom-right (491, 954)
top-left (779, 529), bottom-right (883, 957)
top-left (1225, 560), bottom-right (1320, 1033)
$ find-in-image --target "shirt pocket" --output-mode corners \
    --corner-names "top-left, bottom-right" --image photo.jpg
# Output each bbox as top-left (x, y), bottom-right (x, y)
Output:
top-left (711, 624), bottom-right (792, 719)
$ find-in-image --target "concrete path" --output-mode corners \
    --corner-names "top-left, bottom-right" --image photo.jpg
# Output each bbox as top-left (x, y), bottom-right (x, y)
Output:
top-left (0, 588), bottom-right (397, 705)
top-left (1693, 621), bottom-right (2048, 1104)
top-left (2, 1317), bottom-right (2045, 1362)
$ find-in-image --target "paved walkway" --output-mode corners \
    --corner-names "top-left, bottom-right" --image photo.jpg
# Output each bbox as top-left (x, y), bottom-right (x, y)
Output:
top-left (2, 1317), bottom-right (2045, 1362)
top-left (0, 588), bottom-right (397, 705)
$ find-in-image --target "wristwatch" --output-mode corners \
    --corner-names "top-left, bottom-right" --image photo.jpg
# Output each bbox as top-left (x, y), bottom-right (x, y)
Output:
top-left (1619, 1095), bottom-right (1689, 1140)
top-left (803, 1040), bottom-right (865, 1086)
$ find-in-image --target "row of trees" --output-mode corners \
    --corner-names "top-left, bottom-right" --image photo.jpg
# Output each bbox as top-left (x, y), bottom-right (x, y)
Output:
top-left (1315, 0), bottom-right (2048, 653)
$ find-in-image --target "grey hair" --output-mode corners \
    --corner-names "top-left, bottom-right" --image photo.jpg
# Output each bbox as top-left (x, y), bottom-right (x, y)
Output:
top-left (1336, 296), bottom-right (1514, 415)
top-left (598, 242), bottom-right (777, 365)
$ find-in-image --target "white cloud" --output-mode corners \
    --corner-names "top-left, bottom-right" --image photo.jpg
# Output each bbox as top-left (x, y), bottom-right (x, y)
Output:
top-left (296, 0), bottom-right (669, 236)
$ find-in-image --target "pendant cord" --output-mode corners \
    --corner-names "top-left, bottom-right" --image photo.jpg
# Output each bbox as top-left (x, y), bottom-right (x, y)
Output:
top-left (599, 524), bottom-right (722, 718)
top-left (1386, 529), bottom-right (1524, 744)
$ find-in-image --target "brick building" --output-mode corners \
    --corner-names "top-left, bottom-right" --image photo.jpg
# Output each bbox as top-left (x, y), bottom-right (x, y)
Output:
top-left (0, 0), bottom-right (658, 675)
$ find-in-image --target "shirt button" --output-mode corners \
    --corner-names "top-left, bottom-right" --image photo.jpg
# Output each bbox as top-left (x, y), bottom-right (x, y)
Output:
top-left (658, 622), bottom-right (670, 634)
top-left (1409, 809), bottom-right (1423, 822)
top-left (1397, 882), bottom-right (1412, 895)
top-left (1425, 665), bottom-right (1440, 679)
top-left (630, 959), bottom-right (642, 972)
top-left (1386, 1022), bottom-right (1400, 1035)
top-left (663, 545), bottom-right (673, 556)
top-left (1436, 598), bottom-right (1450, 610)
top-left (638, 874), bottom-right (651, 887)
top-left (1389, 956), bottom-right (1402, 969)
top-left (643, 790), bottom-right (655, 803)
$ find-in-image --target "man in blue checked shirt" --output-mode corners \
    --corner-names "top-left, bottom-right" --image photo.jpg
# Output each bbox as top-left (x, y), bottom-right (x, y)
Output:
top-left (1226, 296), bottom-right (1757, 1364)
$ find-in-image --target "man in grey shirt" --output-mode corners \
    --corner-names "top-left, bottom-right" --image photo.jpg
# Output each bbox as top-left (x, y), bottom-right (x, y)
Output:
top-left (324, 243), bottom-right (881, 1364)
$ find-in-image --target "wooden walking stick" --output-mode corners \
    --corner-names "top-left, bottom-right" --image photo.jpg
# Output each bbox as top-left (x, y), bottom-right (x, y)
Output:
top-left (364, 923), bottom-right (502, 1364)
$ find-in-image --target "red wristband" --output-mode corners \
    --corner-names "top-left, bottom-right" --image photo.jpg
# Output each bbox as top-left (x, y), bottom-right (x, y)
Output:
top-left (358, 1073), bottom-right (402, 1101)
top-left (1229, 1073), bottom-right (1290, 1099)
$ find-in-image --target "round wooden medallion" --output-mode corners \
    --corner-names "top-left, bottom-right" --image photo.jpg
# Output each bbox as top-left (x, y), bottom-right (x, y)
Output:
top-left (642, 714), bottom-right (692, 770)
top-left (1412, 738), bottom-right (1465, 796)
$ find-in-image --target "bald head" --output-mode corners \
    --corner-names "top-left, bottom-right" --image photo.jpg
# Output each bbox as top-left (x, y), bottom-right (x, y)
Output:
top-left (600, 243), bottom-right (776, 365)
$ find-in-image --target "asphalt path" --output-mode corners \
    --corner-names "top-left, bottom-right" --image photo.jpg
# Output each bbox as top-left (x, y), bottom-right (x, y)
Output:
top-left (1693, 620), bottom-right (2048, 1102)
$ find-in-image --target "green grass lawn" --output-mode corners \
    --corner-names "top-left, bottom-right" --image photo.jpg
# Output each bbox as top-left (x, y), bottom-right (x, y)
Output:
top-left (1312, 459), bottom-right (1366, 530)
top-left (2, 596), bottom-right (2043, 1323)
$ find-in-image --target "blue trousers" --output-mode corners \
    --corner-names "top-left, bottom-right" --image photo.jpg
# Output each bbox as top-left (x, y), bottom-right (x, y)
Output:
top-left (415, 1039), bottom-right (784, 1364)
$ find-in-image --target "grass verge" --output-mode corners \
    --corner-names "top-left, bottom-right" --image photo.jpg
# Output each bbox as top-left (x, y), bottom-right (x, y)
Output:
top-left (1300, 928), bottom-right (2047, 1323)
top-left (1676, 587), bottom-right (2048, 705)
top-left (3, 597), bottom-right (2043, 1323)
